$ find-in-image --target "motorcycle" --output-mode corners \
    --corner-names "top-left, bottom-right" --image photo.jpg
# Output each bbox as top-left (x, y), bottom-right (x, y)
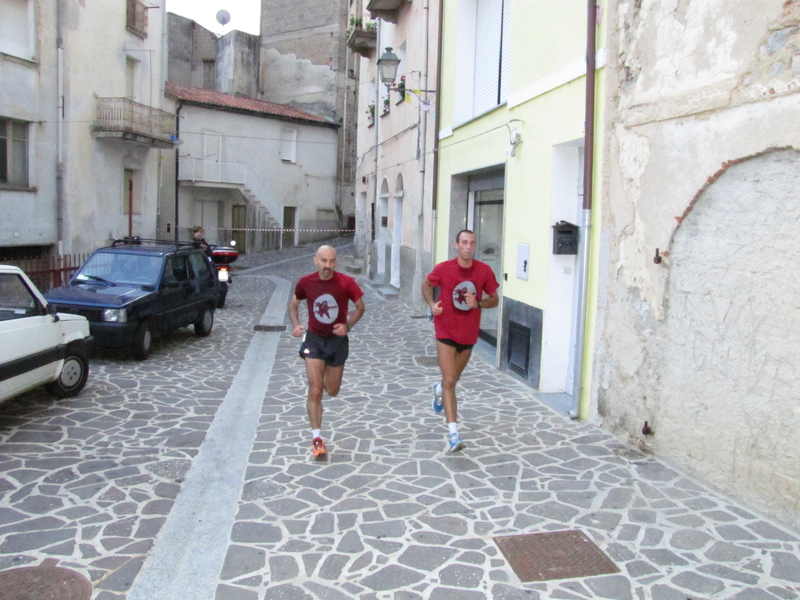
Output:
top-left (210, 242), bottom-right (238, 308)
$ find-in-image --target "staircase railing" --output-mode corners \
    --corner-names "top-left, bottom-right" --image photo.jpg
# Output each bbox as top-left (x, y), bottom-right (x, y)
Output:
top-left (178, 157), bottom-right (284, 224)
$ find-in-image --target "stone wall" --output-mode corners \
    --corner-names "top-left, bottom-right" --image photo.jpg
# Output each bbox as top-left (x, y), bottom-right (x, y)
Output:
top-left (596, 0), bottom-right (800, 530)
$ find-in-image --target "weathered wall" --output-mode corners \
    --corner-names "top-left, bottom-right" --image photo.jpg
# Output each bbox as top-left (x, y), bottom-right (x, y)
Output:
top-left (217, 31), bottom-right (260, 98)
top-left (167, 14), bottom-right (217, 89)
top-left (258, 48), bottom-right (338, 120)
top-left (596, 0), bottom-right (800, 530)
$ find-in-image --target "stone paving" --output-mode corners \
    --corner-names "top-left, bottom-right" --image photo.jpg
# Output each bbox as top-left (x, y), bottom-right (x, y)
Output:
top-left (0, 238), bottom-right (799, 600)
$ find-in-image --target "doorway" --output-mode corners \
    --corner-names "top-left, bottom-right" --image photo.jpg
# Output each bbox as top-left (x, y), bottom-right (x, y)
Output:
top-left (469, 188), bottom-right (504, 346)
top-left (283, 206), bottom-right (296, 248)
top-left (232, 205), bottom-right (246, 252)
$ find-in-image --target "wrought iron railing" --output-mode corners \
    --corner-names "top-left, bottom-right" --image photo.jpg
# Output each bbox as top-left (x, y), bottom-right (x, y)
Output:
top-left (96, 98), bottom-right (176, 143)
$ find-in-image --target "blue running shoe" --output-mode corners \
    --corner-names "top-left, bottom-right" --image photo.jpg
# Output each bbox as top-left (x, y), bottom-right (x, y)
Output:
top-left (433, 382), bottom-right (444, 413)
top-left (449, 433), bottom-right (466, 452)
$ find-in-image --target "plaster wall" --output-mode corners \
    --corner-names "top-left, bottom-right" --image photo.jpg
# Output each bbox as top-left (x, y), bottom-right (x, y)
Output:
top-left (0, 0), bottom-right (58, 250)
top-left (56, 1), bottom-right (168, 253)
top-left (173, 104), bottom-right (338, 244)
top-left (217, 31), bottom-right (260, 98)
top-left (596, 0), bottom-right (800, 530)
top-left (167, 14), bottom-right (218, 89)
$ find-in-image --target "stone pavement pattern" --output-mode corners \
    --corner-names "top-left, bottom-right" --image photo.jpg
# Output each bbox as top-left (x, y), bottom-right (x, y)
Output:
top-left (0, 239), bottom-right (799, 600)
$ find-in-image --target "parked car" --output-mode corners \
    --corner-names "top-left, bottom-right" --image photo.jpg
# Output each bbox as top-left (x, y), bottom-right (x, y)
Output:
top-left (45, 238), bottom-right (220, 360)
top-left (0, 265), bottom-right (93, 404)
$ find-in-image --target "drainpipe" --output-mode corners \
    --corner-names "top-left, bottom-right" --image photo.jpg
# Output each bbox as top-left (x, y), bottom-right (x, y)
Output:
top-left (570, 0), bottom-right (597, 419)
top-left (370, 20), bottom-right (381, 279)
top-left (414, 0), bottom-right (431, 307)
top-left (429, 0), bottom-right (444, 271)
top-left (174, 103), bottom-right (182, 241)
top-left (56, 0), bottom-right (65, 254)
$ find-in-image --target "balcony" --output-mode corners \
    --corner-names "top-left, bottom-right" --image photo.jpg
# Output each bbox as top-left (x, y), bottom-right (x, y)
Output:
top-left (126, 0), bottom-right (148, 38)
top-left (94, 98), bottom-right (177, 148)
top-left (366, 0), bottom-right (407, 23)
top-left (347, 26), bottom-right (377, 58)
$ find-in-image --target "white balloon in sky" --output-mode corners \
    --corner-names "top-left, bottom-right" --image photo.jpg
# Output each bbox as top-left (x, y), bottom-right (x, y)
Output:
top-left (216, 10), bottom-right (231, 26)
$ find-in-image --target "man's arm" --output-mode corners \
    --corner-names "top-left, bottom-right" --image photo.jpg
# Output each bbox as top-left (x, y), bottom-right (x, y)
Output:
top-left (333, 296), bottom-right (365, 336)
top-left (421, 277), bottom-right (443, 315)
top-left (465, 290), bottom-right (499, 309)
top-left (288, 295), bottom-right (305, 337)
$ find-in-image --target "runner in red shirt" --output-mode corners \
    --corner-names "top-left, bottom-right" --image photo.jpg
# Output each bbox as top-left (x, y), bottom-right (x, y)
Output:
top-left (422, 230), bottom-right (499, 452)
top-left (289, 245), bottom-right (365, 459)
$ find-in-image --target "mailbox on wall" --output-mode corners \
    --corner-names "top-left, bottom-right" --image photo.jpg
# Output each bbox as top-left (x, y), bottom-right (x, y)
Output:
top-left (552, 221), bottom-right (579, 255)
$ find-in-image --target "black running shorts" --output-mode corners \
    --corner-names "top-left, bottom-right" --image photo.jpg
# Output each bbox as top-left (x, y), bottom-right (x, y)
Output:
top-left (299, 331), bottom-right (349, 366)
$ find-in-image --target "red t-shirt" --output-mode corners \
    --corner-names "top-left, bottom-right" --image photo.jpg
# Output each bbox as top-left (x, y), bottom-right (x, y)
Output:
top-left (426, 258), bottom-right (500, 345)
top-left (294, 270), bottom-right (364, 337)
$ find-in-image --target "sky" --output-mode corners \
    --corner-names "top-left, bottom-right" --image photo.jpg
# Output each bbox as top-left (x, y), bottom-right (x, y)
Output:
top-left (165, 0), bottom-right (261, 36)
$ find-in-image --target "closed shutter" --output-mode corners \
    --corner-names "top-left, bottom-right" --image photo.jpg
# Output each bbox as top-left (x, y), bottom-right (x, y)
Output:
top-left (0, 0), bottom-right (30, 59)
top-left (281, 128), bottom-right (297, 163)
top-left (473, 0), bottom-right (511, 116)
top-left (499, 0), bottom-right (512, 104)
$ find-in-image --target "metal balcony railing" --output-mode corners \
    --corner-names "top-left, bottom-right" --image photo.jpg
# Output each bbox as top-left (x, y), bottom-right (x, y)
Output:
top-left (126, 0), bottom-right (148, 38)
top-left (95, 98), bottom-right (176, 144)
top-left (178, 156), bottom-right (284, 225)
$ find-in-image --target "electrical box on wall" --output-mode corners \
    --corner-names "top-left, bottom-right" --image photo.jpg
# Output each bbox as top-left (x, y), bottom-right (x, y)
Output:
top-left (552, 221), bottom-right (579, 255)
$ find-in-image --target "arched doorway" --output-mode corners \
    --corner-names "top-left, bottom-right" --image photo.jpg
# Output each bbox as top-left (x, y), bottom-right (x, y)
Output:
top-left (391, 174), bottom-right (404, 289)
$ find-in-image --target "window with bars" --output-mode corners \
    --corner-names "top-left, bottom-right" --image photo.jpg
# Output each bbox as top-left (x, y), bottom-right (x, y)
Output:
top-left (0, 0), bottom-right (34, 60)
top-left (473, 0), bottom-right (511, 117)
top-left (0, 118), bottom-right (29, 187)
top-left (126, 0), bottom-right (148, 38)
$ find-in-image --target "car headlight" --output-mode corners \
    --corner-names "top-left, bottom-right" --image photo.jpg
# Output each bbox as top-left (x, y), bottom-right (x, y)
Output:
top-left (103, 308), bottom-right (128, 323)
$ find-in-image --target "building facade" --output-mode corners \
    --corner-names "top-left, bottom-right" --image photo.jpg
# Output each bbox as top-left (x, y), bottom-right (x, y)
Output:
top-left (1, 0), bottom-right (175, 257)
top-left (351, 0), bottom-right (441, 308)
top-left (434, 0), bottom-right (606, 415)
top-left (595, 0), bottom-right (800, 531)
top-left (163, 83), bottom-right (340, 253)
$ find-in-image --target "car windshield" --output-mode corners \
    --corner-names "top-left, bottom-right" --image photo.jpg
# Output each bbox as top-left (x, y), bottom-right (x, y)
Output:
top-left (0, 273), bottom-right (41, 321)
top-left (75, 252), bottom-right (163, 286)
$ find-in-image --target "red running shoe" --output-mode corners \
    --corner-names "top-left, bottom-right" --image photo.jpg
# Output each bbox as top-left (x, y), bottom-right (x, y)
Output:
top-left (312, 437), bottom-right (327, 459)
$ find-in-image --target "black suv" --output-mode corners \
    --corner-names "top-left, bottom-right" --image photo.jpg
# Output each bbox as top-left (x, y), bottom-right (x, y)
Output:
top-left (45, 238), bottom-right (220, 360)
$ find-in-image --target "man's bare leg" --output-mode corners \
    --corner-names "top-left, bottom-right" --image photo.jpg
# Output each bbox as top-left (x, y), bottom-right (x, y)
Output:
top-left (436, 341), bottom-right (472, 451)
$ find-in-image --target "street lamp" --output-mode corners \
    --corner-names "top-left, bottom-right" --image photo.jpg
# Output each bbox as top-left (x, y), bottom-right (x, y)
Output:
top-left (377, 47), bottom-right (437, 109)
top-left (377, 47), bottom-right (401, 89)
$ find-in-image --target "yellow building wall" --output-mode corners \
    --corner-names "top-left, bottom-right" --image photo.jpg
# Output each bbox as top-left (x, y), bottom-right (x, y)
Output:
top-left (436, 0), bottom-right (606, 412)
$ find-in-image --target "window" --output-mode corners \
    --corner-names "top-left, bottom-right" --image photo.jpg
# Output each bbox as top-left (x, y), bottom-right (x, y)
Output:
top-left (126, 0), bottom-right (148, 38)
top-left (473, 0), bottom-right (511, 116)
top-left (0, 0), bottom-right (34, 60)
top-left (203, 60), bottom-right (216, 89)
top-left (122, 169), bottom-right (142, 215)
top-left (126, 57), bottom-right (136, 99)
top-left (281, 128), bottom-right (297, 163)
top-left (0, 118), bottom-right (29, 187)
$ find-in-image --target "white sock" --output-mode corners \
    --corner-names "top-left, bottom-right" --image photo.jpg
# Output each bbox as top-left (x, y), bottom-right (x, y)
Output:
top-left (448, 422), bottom-right (458, 436)
top-left (435, 382), bottom-right (443, 396)
top-left (312, 429), bottom-right (321, 440)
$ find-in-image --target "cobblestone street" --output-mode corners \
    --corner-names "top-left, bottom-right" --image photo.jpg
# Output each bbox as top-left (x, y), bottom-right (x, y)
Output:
top-left (1, 239), bottom-right (799, 600)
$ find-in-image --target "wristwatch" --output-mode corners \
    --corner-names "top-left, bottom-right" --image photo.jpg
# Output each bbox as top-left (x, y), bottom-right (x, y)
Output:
top-left (476, 300), bottom-right (482, 309)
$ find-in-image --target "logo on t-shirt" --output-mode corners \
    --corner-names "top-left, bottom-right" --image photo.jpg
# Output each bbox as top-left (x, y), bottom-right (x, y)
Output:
top-left (313, 293), bottom-right (339, 323)
top-left (452, 281), bottom-right (477, 311)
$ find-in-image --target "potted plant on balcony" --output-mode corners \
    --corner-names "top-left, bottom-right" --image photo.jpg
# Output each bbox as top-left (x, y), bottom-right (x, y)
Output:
top-left (382, 96), bottom-right (390, 115)
top-left (366, 102), bottom-right (375, 126)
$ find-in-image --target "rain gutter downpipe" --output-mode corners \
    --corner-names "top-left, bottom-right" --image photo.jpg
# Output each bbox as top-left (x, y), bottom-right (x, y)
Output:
top-left (430, 0), bottom-right (445, 270)
top-left (56, 0), bottom-right (65, 254)
top-left (570, 0), bottom-right (597, 420)
top-left (174, 102), bottom-right (182, 241)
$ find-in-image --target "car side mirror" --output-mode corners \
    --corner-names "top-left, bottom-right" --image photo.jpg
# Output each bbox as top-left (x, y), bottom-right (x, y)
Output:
top-left (47, 303), bottom-right (60, 321)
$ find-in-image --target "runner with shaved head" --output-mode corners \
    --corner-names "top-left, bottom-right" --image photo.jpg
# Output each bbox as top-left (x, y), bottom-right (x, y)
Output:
top-left (289, 245), bottom-right (365, 459)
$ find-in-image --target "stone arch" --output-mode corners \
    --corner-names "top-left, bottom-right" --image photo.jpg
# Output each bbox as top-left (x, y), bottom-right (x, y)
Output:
top-left (658, 148), bottom-right (800, 529)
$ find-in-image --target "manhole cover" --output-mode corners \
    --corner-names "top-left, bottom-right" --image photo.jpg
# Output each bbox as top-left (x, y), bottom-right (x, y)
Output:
top-left (254, 325), bottom-right (286, 332)
top-left (414, 356), bottom-right (439, 367)
top-left (0, 558), bottom-right (92, 600)
top-left (494, 530), bottom-right (620, 582)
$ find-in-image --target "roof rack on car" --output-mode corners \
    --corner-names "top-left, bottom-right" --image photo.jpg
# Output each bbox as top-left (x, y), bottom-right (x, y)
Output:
top-left (111, 237), bottom-right (197, 248)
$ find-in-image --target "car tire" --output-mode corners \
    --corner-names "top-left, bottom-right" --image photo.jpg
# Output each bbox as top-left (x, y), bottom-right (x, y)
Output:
top-left (217, 291), bottom-right (227, 309)
top-left (132, 320), bottom-right (154, 360)
top-left (194, 307), bottom-right (214, 337)
top-left (45, 348), bottom-right (89, 398)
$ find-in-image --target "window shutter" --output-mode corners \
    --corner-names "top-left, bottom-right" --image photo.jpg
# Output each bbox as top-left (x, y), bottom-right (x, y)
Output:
top-left (499, 0), bottom-right (511, 104)
top-left (0, 0), bottom-right (30, 59)
top-left (281, 129), bottom-right (297, 163)
top-left (473, 0), bottom-right (503, 116)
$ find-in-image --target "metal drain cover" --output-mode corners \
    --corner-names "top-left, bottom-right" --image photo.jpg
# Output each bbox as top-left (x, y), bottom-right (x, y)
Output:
top-left (0, 558), bottom-right (92, 600)
top-left (414, 356), bottom-right (439, 367)
top-left (253, 324), bottom-right (286, 332)
top-left (494, 530), bottom-right (620, 582)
